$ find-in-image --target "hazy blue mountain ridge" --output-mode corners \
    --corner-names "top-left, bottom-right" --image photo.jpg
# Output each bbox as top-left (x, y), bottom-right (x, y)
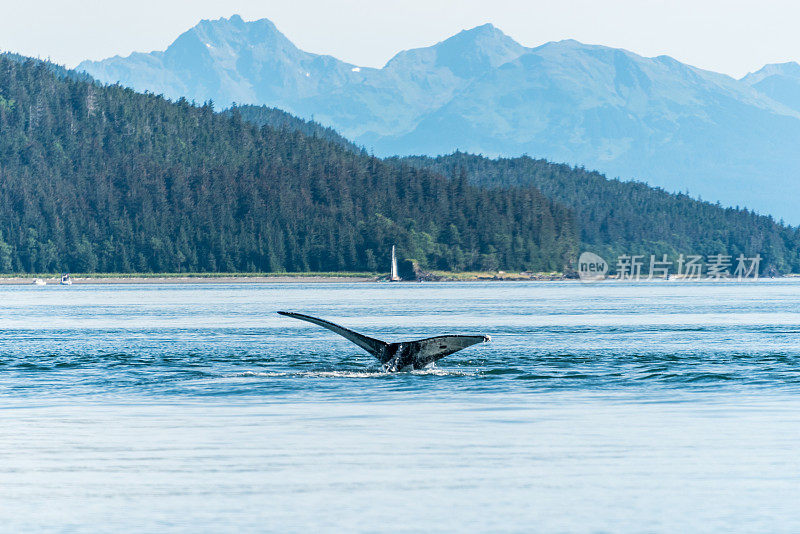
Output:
top-left (78, 15), bottom-right (800, 222)
top-left (742, 62), bottom-right (800, 113)
top-left (381, 41), bottom-right (800, 220)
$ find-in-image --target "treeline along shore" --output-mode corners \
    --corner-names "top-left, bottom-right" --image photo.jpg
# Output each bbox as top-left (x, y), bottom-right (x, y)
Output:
top-left (1, 54), bottom-right (799, 276)
top-left (0, 55), bottom-right (574, 275)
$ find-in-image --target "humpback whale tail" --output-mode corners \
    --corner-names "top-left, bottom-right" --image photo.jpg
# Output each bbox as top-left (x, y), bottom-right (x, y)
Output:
top-left (278, 311), bottom-right (490, 371)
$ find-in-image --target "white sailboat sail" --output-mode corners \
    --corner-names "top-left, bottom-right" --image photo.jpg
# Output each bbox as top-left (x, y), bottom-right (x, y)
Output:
top-left (390, 245), bottom-right (400, 281)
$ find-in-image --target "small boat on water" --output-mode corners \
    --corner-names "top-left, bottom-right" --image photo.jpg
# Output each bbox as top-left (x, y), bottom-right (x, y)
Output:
top-left (33, 278), bottom-right (46, 286)
top-left (60, 273), bottom-right (72, 286)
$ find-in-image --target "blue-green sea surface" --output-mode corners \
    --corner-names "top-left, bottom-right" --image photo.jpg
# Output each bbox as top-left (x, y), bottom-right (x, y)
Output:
top-left (2, 280), bottom-right (800, 532)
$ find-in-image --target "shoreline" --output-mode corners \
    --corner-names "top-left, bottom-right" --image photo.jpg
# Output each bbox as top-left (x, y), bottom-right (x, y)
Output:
top-left (1, 272), bottom-right (797, 285)
top-left (0, 270), bottom-right (571, 284)
top-left (0, 275), bottom-right (378, 285)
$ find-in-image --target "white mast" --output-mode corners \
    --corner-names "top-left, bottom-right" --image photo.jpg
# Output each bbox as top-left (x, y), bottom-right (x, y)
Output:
top-left (390, 245), bottom-right (400, 281)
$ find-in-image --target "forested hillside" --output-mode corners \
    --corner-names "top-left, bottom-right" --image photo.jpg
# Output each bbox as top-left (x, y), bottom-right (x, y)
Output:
top-left (2, 54), bottom-right (799, 276)
top-left (227, 104), bottom-right (363, 154)
top-left (224, 103), bottom-right (800, 273)
top-left (231, 105), bottom-right (800, 273)
top-left (0, 56), bottom-right (576, 274)
top-left (398, 153), bottom-right (800, 273)
top-left (3, 52), bottom-right (95, 84)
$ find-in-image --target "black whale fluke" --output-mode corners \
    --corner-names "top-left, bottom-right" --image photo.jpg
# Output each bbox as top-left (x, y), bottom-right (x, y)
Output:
top-left (277, 311), bottom-right (490, 371)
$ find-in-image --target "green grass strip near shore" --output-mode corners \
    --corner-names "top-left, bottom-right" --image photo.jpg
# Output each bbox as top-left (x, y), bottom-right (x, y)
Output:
top-left (0, 270), bottom-right (573, 282)
top-left (424, 270), bottom-right (567, 281)
top-left (2, 271), bottom-right (381, 279)
top-left (4, 271), bottom-right (796, 283)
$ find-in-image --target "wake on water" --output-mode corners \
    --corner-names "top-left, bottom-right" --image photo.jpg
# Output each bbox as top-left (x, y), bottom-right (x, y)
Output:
top-left (235, 367), bottom-right (478, 379)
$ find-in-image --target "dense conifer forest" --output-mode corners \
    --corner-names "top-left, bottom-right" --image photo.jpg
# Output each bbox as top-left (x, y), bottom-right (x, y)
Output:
top-left (229, 104), bottom-right (363, 154)
top-left (0, 55), bottom-right (576, 274)
top-left (235, 102), bottom-right (800, 273)
top-left (1, 55), bottom-right (799, 275)
top-left (398, 153), bottom-right (800, 272)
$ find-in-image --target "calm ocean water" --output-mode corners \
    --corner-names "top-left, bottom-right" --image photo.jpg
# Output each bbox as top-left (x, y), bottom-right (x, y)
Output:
top-left (2, 280), bottom-right (800, 532)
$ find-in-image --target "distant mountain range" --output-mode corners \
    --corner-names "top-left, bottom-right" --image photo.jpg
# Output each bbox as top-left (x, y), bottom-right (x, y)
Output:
top-left (78, 15), bottom-right (800, 223)
top-left (743, 62), bottom-right (800, 113)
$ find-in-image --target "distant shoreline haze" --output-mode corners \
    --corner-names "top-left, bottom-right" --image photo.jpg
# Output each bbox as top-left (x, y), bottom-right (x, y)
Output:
top-left (76, 15), bottom-right (800, 224)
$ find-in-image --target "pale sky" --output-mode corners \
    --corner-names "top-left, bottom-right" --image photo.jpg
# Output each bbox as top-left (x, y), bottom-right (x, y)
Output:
top-left (1, 0), bottom-right (798, 78)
